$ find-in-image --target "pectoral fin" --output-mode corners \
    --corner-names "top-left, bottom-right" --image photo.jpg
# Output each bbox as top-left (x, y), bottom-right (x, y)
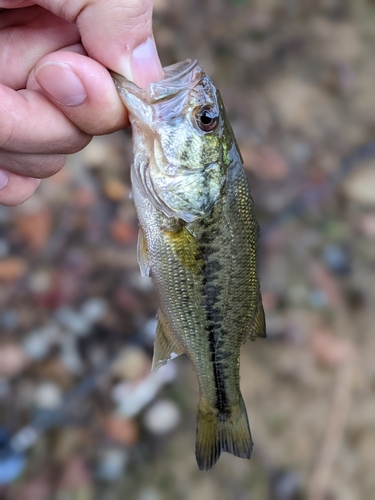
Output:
top-left (165, 225), bottom-right (204, 274)
top-left (152, 310), bottom-right (185, 371)
top-left (249, 297), bottom-right (266, 340)
top-left (137, 228), bottom-right (151, 277)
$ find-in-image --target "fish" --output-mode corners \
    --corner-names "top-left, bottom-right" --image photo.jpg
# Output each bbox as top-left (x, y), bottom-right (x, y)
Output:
top-left (112, 60), bottom-right (266, 471)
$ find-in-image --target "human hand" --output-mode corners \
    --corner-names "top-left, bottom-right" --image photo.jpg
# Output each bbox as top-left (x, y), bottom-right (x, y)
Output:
top-left (0, 0), bottom-right (163, 205)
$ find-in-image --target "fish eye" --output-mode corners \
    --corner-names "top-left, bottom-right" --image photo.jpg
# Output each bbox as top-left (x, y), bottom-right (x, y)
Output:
top-left (195, 106), bottom-right (219, 132)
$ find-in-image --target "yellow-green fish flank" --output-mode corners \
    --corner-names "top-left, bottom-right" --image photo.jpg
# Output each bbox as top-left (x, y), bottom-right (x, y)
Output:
top-left (112, 60), bottom-right (266, 471)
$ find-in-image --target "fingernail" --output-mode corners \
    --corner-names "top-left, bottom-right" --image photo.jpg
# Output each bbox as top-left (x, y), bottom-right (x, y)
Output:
top-left (0, 169), bottom-right (9, 190)
top-left (131, 37), bottom-right (163, 88)
top-left (35, 62), bottom-right (87, 106)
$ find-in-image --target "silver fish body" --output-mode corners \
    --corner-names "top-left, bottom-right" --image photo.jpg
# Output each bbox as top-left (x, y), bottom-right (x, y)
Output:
top-left (113, 60), bottom-right (265, 470)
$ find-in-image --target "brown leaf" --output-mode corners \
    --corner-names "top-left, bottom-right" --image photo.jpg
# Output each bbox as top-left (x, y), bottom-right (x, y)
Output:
top-left (110, 219), bottom-right (137, 244)
top-left (104, 415), bottom-right (139, 447)
top-left (104, 179), bottom-right (129, 202)
top-left (15, 210), bottom-right (52, 252)
top-left (0, 258), bottom-right (28, 281)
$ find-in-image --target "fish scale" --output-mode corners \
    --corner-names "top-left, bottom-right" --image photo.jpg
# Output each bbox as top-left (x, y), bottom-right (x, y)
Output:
top-left (112, 59), bottom-right (266, 470)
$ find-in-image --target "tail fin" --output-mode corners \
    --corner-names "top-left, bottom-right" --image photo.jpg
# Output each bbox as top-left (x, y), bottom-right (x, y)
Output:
top-left (195, 396), bottom-right (253, 471)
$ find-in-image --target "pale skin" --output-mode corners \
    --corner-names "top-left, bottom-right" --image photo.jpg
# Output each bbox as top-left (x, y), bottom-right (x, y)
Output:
top-left (0, 0), bottom-right (163, 205)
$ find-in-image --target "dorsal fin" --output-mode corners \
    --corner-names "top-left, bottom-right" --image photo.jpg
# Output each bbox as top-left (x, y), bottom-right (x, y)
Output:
top-left (249, 297), bottom-right (266, 340)
top-left (152, 310), bottom-right (185, 371)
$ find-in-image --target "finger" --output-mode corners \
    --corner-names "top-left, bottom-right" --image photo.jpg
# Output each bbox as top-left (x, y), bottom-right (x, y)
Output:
top-left (0, 6), bottom-right (79, 89)
top-left (0, 0), bottom-right (35, 9)
top-left (0, 1), bottom-right (34, 8)
top-left (0, 168), bottom-right (40, 206)
top-left (0, 151), bottom-right (66, 178)
top-left (27, 51), bottom-right (129, 135)
top-left (34, 0), bottom-right (163, 87)
top-left (0, 84), bottom-right (91, 154)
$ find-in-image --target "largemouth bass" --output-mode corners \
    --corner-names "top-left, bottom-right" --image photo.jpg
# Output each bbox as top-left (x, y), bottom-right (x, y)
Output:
top-left (112, 60), bottom-right (266, 471)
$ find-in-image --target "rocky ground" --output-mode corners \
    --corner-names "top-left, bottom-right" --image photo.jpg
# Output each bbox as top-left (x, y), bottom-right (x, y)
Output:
top-left (1, 1), bottom-right (375, 499)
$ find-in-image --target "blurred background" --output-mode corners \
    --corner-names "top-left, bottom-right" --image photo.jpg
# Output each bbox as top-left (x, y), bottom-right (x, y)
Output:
top-left (1, 0), bottom-right (375, 498)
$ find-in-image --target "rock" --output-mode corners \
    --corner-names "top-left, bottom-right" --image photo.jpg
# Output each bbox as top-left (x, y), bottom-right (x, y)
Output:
top-left (81, 298), bottom-right (108, 324)
top-left (111, 347), bottom-right (150, 382)
top-left (112, 363), bottom-right (177, 418)
top-left (143, 400), bottom-right (181, 435)
top-left (96, 448), bottom-right (129, 481)
top-left (0, 344), bottom-right (29, 378)
top-left (55, 307), bottom-right (91, 336)
top-left (28, 270), bottom-right (52, 294)
top-left (33, 382), bottom-right (63, 410)
top-left (22, 325), bottom-right (61, 361)
top-left (343, 161), bottom-right (375, 206)
top-left (82, 137), bottom-right (112, 169)
top-left (143, 318), bottom-right (158, 342)
top-left (0, 258), bottom-right (28, 281)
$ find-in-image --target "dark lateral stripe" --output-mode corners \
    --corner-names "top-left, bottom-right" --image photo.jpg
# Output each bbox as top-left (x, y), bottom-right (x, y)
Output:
top-left (201, 226), bottom-right (229, 414)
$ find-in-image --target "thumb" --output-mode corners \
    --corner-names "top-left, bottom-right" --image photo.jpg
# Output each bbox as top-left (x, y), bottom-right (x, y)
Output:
top-left (35, 0), bottom-right (163, 88)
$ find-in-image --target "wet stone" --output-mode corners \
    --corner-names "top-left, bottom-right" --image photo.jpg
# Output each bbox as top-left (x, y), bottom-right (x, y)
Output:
top-left (143, 400), bottom-right (181, 435)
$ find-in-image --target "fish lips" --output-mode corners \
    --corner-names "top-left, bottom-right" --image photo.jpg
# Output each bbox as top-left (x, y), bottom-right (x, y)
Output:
top-left (110, 59), bottom-right (204, 126)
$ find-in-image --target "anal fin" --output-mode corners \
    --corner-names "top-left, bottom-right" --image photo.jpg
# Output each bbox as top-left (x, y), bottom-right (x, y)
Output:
top-left (152, 310), bottom-right (184, 371)
top-left (249, 296), bottom-right (266, 340)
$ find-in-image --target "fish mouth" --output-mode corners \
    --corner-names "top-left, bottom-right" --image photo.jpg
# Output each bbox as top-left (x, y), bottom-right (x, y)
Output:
top-left (110, 59), bottom-right (202, 103)
top-left (161, 59), bottom-right (197, 82)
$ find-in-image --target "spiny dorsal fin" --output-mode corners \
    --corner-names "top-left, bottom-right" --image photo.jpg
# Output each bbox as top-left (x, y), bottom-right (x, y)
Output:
top-left (137, 228), bottom-right (151, 277)
top-left (152, 310), bottom-right (185, 371)
top-left (249, 297), bottom-right (266, 340)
